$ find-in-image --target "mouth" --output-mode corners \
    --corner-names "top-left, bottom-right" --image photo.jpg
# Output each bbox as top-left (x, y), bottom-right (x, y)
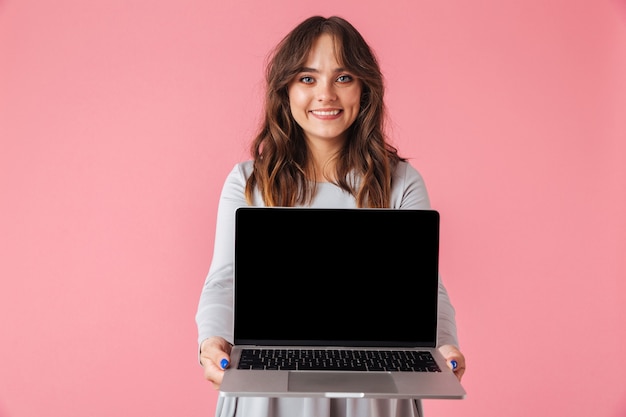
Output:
top-left (310, 109), bottom-right (342, 118)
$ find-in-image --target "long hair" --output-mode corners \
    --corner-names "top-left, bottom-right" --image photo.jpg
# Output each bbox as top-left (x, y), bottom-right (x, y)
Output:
top-left (245, 15), bottom-right (404, 207)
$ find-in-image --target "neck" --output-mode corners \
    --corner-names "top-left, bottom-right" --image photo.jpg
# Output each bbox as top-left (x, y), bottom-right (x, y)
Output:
top-left (305, 137), bottom-right (345, 182)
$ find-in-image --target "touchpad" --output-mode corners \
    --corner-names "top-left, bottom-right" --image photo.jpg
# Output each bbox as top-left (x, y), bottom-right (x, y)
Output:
top-left (288, 372), bottom-right (397, 394)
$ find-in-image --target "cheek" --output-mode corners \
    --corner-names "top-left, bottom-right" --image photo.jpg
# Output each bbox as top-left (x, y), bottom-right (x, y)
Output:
top-left (345, 87), bottom-right (362, 110)
top-left (288, 87), bottom-right (307, 110)
top-left (352, 88), bottom-right (362, 110)
top-left (287, 93), bottom-right (306, 127)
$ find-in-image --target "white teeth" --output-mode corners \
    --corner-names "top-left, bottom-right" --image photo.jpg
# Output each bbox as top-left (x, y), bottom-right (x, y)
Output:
top-left (312, 110), bottom-right (340, 116)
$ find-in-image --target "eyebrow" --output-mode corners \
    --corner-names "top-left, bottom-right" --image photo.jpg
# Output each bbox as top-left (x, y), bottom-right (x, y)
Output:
top-left (299, 67), bottom-right (348, 73)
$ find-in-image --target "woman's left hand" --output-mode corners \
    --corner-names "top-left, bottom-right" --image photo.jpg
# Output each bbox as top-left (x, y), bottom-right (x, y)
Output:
top-left (438, 344), bottom-right (466, 381)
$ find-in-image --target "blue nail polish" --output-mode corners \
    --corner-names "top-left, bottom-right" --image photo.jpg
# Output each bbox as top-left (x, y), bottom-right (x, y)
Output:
top-left (220, 358), bottom-right (229, 369)
top-left (450, 360), bottom-right (458, 370)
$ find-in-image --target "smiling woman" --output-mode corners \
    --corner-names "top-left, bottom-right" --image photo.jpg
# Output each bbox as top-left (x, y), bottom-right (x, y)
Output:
top-left (195, 15), bottom-right (465, 417)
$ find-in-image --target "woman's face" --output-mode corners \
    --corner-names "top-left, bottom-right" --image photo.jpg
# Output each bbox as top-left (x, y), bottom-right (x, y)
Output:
top-left (288, 33), bottom-right (362, 147)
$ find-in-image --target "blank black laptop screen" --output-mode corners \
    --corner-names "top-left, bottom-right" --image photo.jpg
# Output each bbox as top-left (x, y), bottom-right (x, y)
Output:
top-left (234, 208), bottom-right (440, 348)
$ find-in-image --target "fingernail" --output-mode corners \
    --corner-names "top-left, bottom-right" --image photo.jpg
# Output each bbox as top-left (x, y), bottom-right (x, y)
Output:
top-left (220, 358), bottom-right (229, 369)
top-left (450, 360), bottom-right (458, 370)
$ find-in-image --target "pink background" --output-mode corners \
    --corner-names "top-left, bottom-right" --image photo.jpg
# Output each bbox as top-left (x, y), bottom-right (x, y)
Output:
top-left (1, 0), bottom-right (625, 416)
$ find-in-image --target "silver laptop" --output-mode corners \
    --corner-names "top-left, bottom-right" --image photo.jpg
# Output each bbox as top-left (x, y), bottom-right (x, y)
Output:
top-left (219, 207), bottom-right (466, 400)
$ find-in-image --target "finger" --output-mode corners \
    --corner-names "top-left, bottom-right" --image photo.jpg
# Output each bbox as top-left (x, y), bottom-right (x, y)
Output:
top-left (201, 338), bottom-right (232, 367)
top-left (448, 359), bottom-right (465, 381)
top-left (454, 365), bottom-right (465, 381)
top-left (200, 340), bottom-right (231, 388)
top-left (203, 356), bottom-right (226, 387)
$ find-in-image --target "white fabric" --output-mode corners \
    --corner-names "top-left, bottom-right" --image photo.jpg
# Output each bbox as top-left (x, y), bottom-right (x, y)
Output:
top-left (196, 160), bottom-right (459, 417)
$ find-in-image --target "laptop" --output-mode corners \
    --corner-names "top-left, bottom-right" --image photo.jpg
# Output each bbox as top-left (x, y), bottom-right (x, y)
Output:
top-left (219, 207), bottom-right (466, 400)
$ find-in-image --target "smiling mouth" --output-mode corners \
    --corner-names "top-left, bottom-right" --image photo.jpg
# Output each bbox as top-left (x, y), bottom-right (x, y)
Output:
top-left (310, 109), bottom-right (342, 117)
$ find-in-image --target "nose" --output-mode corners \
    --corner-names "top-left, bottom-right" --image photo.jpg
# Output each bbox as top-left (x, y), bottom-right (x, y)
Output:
top-left (316, 80), bottom-right (337, 102)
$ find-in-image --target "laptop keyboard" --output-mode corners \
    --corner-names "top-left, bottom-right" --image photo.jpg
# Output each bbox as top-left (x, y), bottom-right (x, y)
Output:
top-left (237, 349), bottom-right (442, 372)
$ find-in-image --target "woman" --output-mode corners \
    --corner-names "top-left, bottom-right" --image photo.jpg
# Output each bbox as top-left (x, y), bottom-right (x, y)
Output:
top-left (196, 15), bottom-right (466, 417)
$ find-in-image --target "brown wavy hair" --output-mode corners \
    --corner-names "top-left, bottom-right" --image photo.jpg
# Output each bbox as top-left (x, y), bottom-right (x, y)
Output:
top-left (245, 15), bottom-right (405, 207)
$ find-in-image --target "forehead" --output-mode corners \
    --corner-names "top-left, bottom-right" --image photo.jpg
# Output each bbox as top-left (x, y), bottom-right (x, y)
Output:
top-left (303, 33), bottom-right (344, 67)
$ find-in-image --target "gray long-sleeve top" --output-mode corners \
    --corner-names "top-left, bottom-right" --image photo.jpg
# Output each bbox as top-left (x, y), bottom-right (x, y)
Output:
top-left (196, 160), bottom-right (459, 417)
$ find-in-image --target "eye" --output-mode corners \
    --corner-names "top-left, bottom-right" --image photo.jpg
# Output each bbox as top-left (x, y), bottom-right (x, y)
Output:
top-left (299, 76), bottom-right (315, 84)
top-left (336, 74), bottom-right (354, 83)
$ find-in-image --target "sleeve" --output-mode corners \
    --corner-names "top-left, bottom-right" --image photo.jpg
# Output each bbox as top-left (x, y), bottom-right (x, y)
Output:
top-left (394, 161), bottom-right (460, 349)
top-left (195, 163), bottom-right (251, 347)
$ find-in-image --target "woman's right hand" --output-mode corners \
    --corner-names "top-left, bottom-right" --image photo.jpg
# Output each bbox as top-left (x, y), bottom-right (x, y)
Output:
top-left (200, 336), bottom-right (232, 390)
